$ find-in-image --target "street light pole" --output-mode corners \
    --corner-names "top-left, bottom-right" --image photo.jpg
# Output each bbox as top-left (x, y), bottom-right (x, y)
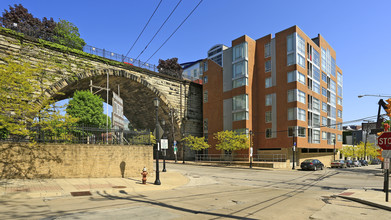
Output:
top-left (153, 98), bottom-right (161, 185)
top-left (162, 119), bottom-right (166, 172)
top-left (249, 130), bottom-right (253, 169)
top-left (292, 129), bottom-right (296, 170)
top-left (333, 138), bottom-right (336, 161)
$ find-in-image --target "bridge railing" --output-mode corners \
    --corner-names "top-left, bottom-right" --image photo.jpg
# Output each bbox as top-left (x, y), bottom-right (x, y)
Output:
top-left (83, 45), bottom-right (158, 72)
top-left (1, 125), bottom-right (152, 146)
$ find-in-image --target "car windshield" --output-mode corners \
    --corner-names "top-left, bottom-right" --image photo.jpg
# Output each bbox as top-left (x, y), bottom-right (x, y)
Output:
top-left (303, 159), bottom-right (313, 162)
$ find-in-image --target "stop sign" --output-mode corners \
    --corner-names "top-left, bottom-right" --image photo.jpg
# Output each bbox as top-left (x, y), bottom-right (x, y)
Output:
top-left (378, 132), bottom-right (391, 150)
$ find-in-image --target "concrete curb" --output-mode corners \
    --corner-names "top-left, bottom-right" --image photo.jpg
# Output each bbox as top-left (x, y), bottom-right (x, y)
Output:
top-left (337, 195), bottom-right (391, 212)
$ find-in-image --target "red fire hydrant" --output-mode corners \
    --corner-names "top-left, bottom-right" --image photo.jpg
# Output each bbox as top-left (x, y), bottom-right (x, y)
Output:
top-left (141, 167), bottom-right (148, 184)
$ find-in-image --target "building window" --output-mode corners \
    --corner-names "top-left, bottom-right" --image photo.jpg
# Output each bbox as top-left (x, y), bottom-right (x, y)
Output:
top-left (313, 66), bottom-right (320, 82)
top-left (233, 77), bottom-right (248, 88)
top-left (330, 79), bottom-right (336, 93)
top-left (266, 94), bottom-right (273, 106)
top-left (234, 128), bottom-right (249, 135)
top-left (203, 61), bottom-right (208, 72)
top-left (288, 108), bottom-right (295, 120)
top-left (288, 89), bottom-right (305, 104)
top-left (287, 34), bottom-right (294, 52)
top-left (233, 42), bottom-right (248, 61)
top-left (298, 90), bottom-right (306, 104)
top-left (287, 90), bottom-right (295, 103)
top-left (313, 97), bottom-right (320, 113)
top-left (313, 82), bottom-right (320, 94)
top-left (322, 131), bottom-right (327, 140)
top-left (265, 42), bottom-right (271, 58)
top-left (338, 97), bottom-right (343, 106)
top-left (211, 55), bottom-right (222, 66)
top-left (298, 108), bottom-right (306, 121)
top-left (313, 49), bottom-right (320, 66)
top-left (338, 134), bottom-right (342, 142)
top-left (313, 114), bottom-right (320, 128)
top-left (287, 53), bottom-right (295, 66)
top-left (338, 110), bottom-right (342, 118)
top-left (322, 102), bottom-right (327, 112)
top-left (331, 57), bottom-right (336, 77)
top-left (203, 90), bottom-right (208, 103)
top-left (322, 72), bottom-right (327, 82)
top-left (233, 111), bottom-right (248, 121)
top-left (337, 71), bottom-right (343, 85)
top-left (297, 34), bottom-right (305, 55)
top-left (266, 128), bottom-right (272, 138)
top-left (322, 116), bottom-right (327, 126)
top-left (233, 61), bottom-right (248, 79)
top-left (203, 118), bottom-right (208, 133)
top-left (265, 77), bottom-right (272, 88)
top-left (233, 94), bottom-right (248, 111)
top-left (338, 86), bottom-right (342, 97)
top-left (322, 87), bottom-right (327, 97)
top-left (330, 93), bottom-right (336, 106)
top-left (265, 111), bottom-right (272, 123)
top-left (297, 54), bottom-right (305, 68)
top-left (265, 60), bottom-right (271, 72)
top-left (313, 130), bottom-right (320, 143)
top-left (203, 76), bottom-right (208, 84)
top-left (288, 126), bottom-right (305, 137)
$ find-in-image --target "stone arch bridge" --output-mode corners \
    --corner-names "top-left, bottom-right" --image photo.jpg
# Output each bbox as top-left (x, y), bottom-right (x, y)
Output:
top-left (0, 28), bottom-right (202, 159)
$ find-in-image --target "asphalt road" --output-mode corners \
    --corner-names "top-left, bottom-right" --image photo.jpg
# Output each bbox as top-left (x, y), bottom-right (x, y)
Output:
top-left (0, 164), bottom-right (389, 219)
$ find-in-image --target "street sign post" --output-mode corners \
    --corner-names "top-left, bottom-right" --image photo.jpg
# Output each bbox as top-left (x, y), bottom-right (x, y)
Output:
top-left (377, 132), bottom-right (391, 150)
top-left (382, 150), bottom-right (391, 158)
top-left (161, 139), bottom-right (168, 150)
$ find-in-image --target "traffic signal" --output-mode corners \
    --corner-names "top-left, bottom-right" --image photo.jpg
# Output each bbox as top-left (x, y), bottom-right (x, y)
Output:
top-left (377, 149), bottom-right (384, 162)
top-left (385, 98), bottom-right (391, 117)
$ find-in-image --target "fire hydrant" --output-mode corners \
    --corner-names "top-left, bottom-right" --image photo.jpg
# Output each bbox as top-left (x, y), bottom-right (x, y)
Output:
top-left (141, 167), bottom-right (148, 184)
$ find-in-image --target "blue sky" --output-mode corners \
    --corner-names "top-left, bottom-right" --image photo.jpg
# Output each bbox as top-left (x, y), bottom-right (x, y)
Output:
top-left (1, 0), bottom-right (390, 124)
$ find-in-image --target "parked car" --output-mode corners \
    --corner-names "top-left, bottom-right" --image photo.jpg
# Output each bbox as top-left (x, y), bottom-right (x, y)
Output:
top-left (359, 160), bottom-right (368, 166)
top-left (300, 159), bottom-right (324, 171)
top-left (353, 160), bottom-right (361, 167)
top-left (331, 160), bottom-right (346, 168)
top-left (345, 160), bottom-right (354, 167)
top-left (370, 159), bottom-right (381, 165)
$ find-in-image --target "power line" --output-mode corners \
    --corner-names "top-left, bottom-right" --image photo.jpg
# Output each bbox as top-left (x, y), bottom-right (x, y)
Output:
top-left (142, 0), bottom-right (203, 65)
top-left (123, 0), bottom-right (163, 61)
top-left (135, 0), bottom-right (182, 60)
top-left (201, 113), bottom-right (386, 136)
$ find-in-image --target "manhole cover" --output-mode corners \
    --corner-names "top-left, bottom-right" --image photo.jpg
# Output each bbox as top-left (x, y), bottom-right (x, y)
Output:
top-left (70, 191), bottom-right (92, 196)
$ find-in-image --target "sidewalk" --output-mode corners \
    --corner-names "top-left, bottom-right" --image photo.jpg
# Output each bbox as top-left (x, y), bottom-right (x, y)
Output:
top-left (0, 171), bottom-right (189, 199)
top-left (337, 188), bottom-right (391, 211)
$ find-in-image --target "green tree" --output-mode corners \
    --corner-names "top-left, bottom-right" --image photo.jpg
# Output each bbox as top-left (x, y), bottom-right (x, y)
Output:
top-left (214, 130), bottom-right (249, 152)
top-left (66, 90), bottom-right (110, 128)
top-left (52, 19), bottom-right (86, 50)
top-left (182, 135), bottom-right (209, 151)
top-left (157, 58), bottom-right (183, 79)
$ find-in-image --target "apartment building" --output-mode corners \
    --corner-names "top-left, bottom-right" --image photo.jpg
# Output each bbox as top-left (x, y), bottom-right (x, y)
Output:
top-left (202, 25), bottom-right (343, 166)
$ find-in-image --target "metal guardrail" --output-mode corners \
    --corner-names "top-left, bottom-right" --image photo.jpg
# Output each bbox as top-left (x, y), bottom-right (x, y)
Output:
top-left (1, 126), bottom-right (151, 145)
top-left (195, 154), bottom-right (287, 162)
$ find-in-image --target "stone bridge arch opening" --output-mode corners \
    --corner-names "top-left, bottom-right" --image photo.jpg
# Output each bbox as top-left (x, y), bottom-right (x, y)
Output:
top-left (50, 69), bottom-right (182, 143)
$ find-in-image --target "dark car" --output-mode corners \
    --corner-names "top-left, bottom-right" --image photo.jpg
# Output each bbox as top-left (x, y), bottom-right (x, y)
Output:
top-left (371, 159), bottom-right (381, 165)
top-left (345, 160), bottom-right (353, 167)
top-left (300, 159), bottom-right (324, 171)
top-left (331, 160), bottom-right (346, 168)
top-left (359, 160), bottom-right (368, 166)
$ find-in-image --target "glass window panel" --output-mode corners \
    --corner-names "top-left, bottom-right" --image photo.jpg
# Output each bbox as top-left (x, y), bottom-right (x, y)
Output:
top-left (298, 108), bottom-right (306, 121)
top-left (297, 34), bottom-right (305, 55)
top-left (265, 60), bottom-right (271, 72)
top-left (287, 34), bottom-right (294, 53)
top-left (265, 111), bottom-right (272, 123)
top-left (265, 42), bottom-right (271, 58)
top-left (233, 77), bottom-right (248, 88)
top-left (313, 49), bottom-right (320, 66)
top-left (313, 82), bottom-right (320, 94)
top-left (287, 53), bottom-right (294, 66)
top-left (233, 94), bottom-right (248, 110)
top-left (298, 71), bottom-right (306, 85)
top-left (297, 54), bottom-right (305, 68)
top-left (233, 111), bottom-right (248, 121)
top-left (265, 77), bottom-right (272, 88)
top-left (313, 130), bottom-right (320, 143)
top-left (266, 94), bottom-right (273, 106)
top-left (313, 66), bottom-right (320, 82)
top-left (203, 90), bottom-right (208, 103)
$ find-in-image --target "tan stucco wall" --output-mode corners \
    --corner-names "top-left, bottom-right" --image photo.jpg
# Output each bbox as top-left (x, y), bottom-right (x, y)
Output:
top-left (0, 144), bottom-right (153, 178)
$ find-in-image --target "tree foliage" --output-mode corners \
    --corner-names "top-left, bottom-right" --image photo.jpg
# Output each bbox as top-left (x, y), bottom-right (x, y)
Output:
top-left (214, 130), bottom-right (249, 152)
top-left (340, 141), bottom-right (379, 159)
top-left (157, 58), bottom-right (183, 79)
top-left (0, 4), bottom-right (85, 50)
top-left (182, 135), bottom-right (209, 151)
top-left (52, 19), bottom-right (86, 50)
top-left (66, 90), bottom-right (110, 128)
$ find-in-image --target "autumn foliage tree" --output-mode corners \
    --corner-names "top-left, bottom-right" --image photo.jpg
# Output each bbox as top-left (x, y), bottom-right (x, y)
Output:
top-left (182, 135), bottom-right (210, 151)
top-left (214, 130), bottom-right (249, 153)
top-left (157, 58), bottom-right (183, 79)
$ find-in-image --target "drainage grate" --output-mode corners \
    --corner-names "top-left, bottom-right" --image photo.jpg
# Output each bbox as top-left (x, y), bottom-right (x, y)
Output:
top-left (112, 186), bottom-right (127, 188)
top-left (70, 191), bottom-right (92, 196)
